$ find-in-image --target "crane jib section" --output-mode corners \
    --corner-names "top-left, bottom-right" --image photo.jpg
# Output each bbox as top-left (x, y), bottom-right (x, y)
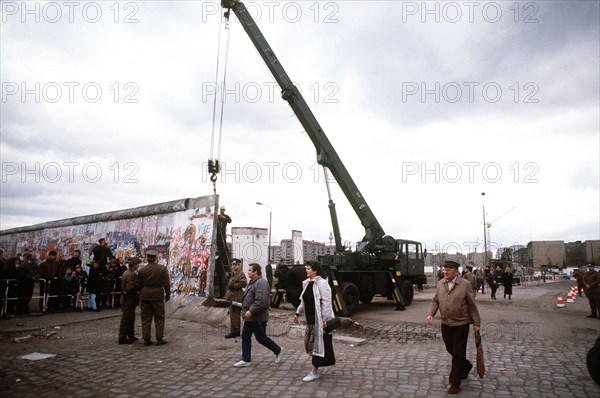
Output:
top-left (221, 0), bottom-right (386, 251)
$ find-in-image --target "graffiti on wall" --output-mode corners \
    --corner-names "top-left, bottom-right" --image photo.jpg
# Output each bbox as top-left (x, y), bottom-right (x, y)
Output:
top-left (0, 197), bottom-right (218, 298)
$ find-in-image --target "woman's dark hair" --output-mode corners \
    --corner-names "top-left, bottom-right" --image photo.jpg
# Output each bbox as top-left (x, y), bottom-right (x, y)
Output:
top-left (305, 260), bottom-right (323, 275)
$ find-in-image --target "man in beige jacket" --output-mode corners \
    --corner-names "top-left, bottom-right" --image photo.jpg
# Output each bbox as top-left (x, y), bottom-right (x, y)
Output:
top-left (427, 260), bottom-right (481, 395)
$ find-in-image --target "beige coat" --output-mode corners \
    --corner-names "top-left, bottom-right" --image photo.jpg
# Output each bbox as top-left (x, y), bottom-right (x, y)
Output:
top-left (225, 270), bottom-right (247, 302)
top-left (120, 269), bottom-right (139, 306)
top-left (428, 277), bottom-right (480, 327)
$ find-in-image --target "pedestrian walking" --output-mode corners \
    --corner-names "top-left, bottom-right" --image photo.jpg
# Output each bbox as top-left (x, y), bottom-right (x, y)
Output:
top-left (233, 263), bottom-right (283, 367)
top-left (293, 261), bottom-right (336, 382)
top-left (426, 260), bottom-right (481, 395)
top-left (475, 267), bottom-right (485, 294)
top-left (118, 257), bottom-right (141, 344)
top-left (502, 266), bottom-right (513, 300)
top-left (136, 249), bottom-right (171, 346)
top-left (487, 268), bottom-right (498, 300)
top-left (225, 258), bottom-right (247, 339)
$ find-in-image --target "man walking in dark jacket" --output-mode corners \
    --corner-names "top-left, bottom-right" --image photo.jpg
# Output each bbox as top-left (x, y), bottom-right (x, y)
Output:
top-left (233, 263), bottom-right (283, 367)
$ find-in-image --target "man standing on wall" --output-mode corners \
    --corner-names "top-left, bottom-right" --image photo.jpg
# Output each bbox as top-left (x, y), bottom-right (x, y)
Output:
top-left (426, 260), bottom-right (481, 395)
top-left (136, 249), bottom-right (171, 346)
top-left (215, 206), bottom-right (232, 298)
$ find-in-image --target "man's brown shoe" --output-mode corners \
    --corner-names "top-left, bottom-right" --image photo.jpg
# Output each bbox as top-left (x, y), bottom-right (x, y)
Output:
top-left (448, 386), bottom-right (460, 394)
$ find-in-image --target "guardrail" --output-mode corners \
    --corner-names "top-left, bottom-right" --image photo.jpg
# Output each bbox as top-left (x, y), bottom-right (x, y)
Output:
top-left (0, 278), bottom-right (123, 318)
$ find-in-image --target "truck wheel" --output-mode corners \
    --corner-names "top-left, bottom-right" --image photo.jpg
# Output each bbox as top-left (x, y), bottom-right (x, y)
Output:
top-left (359, 295), bottom-right (374, 304)
top-left (341, 282), bottom-right (360, 313)
top-left (401, 280), bottom-right (414, 306)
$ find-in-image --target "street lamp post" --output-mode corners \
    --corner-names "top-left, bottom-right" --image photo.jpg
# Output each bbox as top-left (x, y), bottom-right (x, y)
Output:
top-left (481, 192), bottom-right (488, 268)
top-left (256, 202), bottom-right (272, 262)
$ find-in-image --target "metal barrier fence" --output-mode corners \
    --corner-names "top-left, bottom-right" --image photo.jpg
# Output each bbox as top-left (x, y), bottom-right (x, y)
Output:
top-left (0, 278), bottom-right (123, 318)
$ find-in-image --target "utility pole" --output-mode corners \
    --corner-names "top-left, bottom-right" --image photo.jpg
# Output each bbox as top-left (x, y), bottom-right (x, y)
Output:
top-left (481, 192), bottom-right (488, 267)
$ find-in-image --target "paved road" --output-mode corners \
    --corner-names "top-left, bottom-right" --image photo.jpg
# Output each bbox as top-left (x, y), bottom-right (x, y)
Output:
top-left (1, 280), bottom-right (598, 397)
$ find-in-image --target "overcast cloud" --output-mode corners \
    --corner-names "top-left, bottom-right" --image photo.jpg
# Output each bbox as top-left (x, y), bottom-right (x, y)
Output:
top-left (1, 0), bottom-right (598, 256)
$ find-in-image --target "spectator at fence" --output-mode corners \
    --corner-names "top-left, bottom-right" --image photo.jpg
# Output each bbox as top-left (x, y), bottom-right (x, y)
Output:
top-left (114, 258), bottom-right (127, 308)
top-left (87, 260), bottom-right (103, 312)
top-left (1, 257), bottom-right (21, 316)
top-left (74, 264), bottom-right (88, 294)
top-left (62, 266), bottom-right (78, 309)
top-left (502, 267), bottom-right (514, 300)
top-left (40, 251), bottom-right (62, 312)
top-left (17, 253), bottom-right (40, 315)
top-left (66, 250), bottom-right (82, 273)
top-left (102, 260), bottom-right (116, 308)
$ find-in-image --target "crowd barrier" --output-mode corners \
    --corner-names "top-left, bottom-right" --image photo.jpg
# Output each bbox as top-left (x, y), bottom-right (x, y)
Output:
top-left (0, 278), bottom-right (123, 318)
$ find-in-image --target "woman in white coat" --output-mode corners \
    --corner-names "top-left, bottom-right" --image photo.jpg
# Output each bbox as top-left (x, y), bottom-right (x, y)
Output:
top-left (293, 261), bottom-right (336, 382)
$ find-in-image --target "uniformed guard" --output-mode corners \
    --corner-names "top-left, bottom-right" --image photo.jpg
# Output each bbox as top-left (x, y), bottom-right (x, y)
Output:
top-left (225, 258), bottom-right (247, 338)
top-left (136, 249), bottom-right (171, 346)
top-left (118, 257), bottom-right (141, 344)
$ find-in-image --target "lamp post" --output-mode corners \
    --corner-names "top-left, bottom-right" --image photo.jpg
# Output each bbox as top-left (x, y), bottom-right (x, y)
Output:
top-left (256, 202), bottom-right (272, 262)
top-left (481, 192), bottom-right (488, 268)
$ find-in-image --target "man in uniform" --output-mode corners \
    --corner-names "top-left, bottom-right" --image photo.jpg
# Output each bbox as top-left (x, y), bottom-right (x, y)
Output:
top-left (225, 258), bottom-right (247, 338)
top-left (427, 260), bottom-right (481, 395)
top-left (118, 257), bottom-right (141, 344)
top-left (136, 249), bottom-right (171, 346)
top-left (462, 266), bottom-right (477, 296)
top-left (584, 263), bottom-right (600, 319)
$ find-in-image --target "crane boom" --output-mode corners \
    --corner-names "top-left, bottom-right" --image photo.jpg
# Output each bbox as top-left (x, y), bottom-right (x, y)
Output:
top-left (221, 0), bottom-right (386, 252)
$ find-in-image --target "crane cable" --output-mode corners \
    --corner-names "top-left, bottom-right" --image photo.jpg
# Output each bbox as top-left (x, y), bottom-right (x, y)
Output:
top-left (208, 9), bottom-right (233, 192)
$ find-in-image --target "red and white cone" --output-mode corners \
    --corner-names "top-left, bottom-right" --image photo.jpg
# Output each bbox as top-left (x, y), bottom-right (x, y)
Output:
top-left (557, 292), bottom-right (566, 308)
top-left (566, 290), bottom-right (574, 303)
top-left (571, 286), bottom-right (578, 300)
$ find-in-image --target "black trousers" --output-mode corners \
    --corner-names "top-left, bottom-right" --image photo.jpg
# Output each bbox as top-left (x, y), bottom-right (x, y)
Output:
top-left (441, 323), bottom-right (471, 387)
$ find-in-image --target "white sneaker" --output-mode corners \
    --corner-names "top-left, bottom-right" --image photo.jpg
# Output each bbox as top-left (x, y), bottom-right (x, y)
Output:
top-left (275, 348), bottom-right (284, 364)
top-left (303, 372), bottom-right (320, 382)
top-left (233, 360), bottom-right (251, 367)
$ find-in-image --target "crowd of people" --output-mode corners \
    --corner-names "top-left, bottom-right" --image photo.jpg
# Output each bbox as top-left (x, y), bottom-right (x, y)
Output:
top-left (438, 264), bottom-right (516, 301)
top-left (0, 240), bottom-right (129, 317)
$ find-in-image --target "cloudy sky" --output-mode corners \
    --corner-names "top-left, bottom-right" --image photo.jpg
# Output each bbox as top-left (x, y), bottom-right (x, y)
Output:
top-left (1, 1), bottom-right (598, 256)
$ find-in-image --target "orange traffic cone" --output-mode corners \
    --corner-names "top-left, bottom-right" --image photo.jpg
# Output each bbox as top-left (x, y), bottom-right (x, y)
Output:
top-left (566, 290), bottom-right (574, 303)
top-left (571, 286), bottom-right (578, 300)
top-left (557, 292), bottom-right (566, 308)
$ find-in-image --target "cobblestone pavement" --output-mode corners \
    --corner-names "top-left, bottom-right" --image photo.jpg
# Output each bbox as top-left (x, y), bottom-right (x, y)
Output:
top-left (1, 283), bottom-right (599, 397)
